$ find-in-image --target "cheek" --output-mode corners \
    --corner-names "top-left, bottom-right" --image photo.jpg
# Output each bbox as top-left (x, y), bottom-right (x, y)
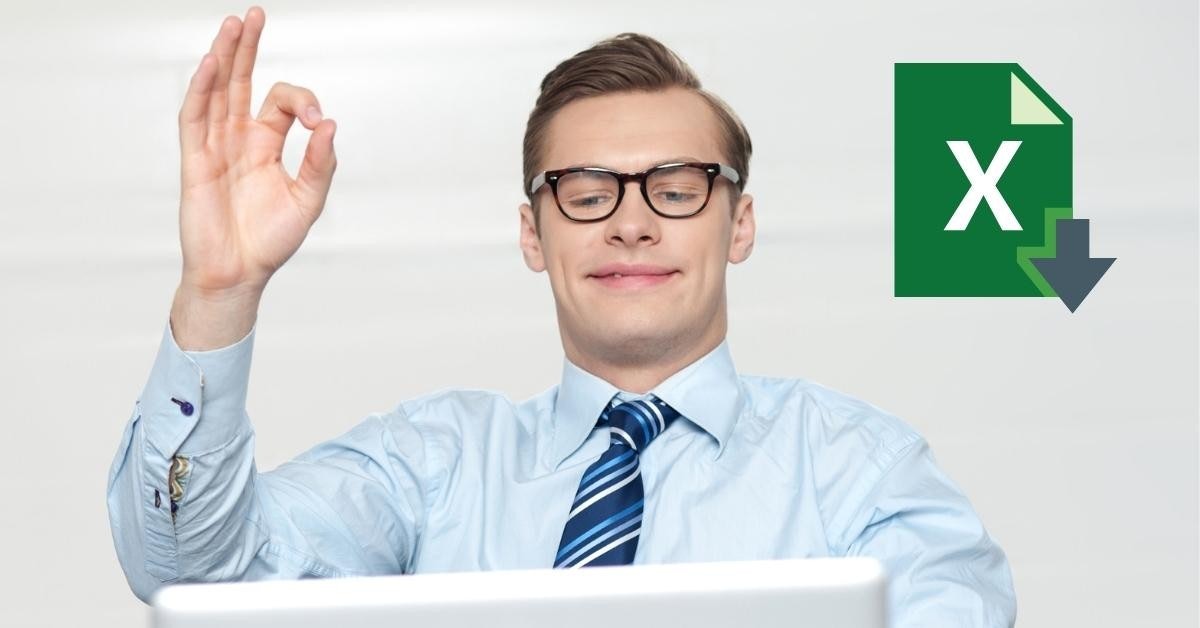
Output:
top-left (542, 245), bottom-right (571, 294)
top-left (680, 222), bottom-right (731, 280)
top-left (693, 251), bottom-right (727, 299)
top-left (539, 230), bottom-right (595, 295)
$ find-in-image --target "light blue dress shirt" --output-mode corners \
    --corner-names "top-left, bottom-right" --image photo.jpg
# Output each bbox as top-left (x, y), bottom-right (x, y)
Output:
top-left (108, 323), bottom-right (1016, 627)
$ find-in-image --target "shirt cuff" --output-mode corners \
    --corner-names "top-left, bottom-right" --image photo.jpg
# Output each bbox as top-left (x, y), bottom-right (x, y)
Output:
top-left (139, 320), bottom-right (256, 458)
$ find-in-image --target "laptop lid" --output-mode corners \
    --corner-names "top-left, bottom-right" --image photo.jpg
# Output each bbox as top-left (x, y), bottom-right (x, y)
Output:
top-left (153, 557), bottom-right (887, 628)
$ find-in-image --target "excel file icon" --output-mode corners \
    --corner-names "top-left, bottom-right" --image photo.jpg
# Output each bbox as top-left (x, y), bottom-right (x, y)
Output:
top-left (894, 63), bottom-right (1114, 311)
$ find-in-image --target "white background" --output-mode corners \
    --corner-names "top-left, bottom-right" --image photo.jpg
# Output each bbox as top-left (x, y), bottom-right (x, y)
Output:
top-left (0, 0), bottom-right (1195, 626)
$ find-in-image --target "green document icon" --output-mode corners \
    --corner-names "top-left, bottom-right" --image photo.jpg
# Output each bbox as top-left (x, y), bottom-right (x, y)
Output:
top-left (894, 63), bottom-right (1113, 310)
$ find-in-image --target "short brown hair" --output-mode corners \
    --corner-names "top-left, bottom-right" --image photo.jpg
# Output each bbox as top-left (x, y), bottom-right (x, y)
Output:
top-left (522, 33), bottom-right (752, 204)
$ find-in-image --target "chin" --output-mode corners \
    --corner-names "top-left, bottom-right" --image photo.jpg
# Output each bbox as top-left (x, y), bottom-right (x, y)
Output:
top-left (587, 321), bottom-right (689, 364)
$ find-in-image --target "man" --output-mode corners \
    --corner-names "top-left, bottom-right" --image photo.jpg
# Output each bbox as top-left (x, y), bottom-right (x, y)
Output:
top-left (107, 6), bottom-right (1016, 626)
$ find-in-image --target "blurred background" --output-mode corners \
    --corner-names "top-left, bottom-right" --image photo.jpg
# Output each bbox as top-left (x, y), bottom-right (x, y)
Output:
top-left (0, 0), bottom-right (1195, 626)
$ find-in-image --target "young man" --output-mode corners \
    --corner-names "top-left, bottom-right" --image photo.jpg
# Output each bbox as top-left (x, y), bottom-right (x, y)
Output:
top-left (108, 7), bottom-right (1016, 626)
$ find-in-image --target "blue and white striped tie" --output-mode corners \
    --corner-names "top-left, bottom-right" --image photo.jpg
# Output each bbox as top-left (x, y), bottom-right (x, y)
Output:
top-left (553, 395), bottom-right (680, 568)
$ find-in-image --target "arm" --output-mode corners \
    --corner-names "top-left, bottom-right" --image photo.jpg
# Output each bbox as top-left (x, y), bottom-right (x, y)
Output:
top-left (106, 6), bottom-right (419, 601)
top-left (837, 438), bottom-right (1017, 627)
top-left (107, 322), bottom-right (432, 601)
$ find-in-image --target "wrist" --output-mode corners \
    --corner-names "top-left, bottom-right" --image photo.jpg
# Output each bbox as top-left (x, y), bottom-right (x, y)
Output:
top-left (170, 283), bottom-right (263, 351)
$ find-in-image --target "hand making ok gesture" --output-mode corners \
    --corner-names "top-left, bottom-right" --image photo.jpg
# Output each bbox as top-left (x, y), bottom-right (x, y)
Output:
top-left (177, 6), bottom-right (337, 300)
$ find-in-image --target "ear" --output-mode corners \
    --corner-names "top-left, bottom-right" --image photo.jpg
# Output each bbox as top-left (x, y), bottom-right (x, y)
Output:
top-left (728, 193), bottom-right (755, 264)
top-left (519, 202), bottom-right (546, 272)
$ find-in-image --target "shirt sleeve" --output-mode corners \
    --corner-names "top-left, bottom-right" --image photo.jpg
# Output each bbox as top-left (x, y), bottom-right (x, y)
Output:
top-left (835, 436), bottom-right (1017, 628)
top-left (106, 322), bottom-right (437, 603)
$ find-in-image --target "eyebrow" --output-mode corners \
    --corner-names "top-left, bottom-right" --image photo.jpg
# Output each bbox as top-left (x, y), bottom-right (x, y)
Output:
top-left (560, 156), bottom-right (706, 171)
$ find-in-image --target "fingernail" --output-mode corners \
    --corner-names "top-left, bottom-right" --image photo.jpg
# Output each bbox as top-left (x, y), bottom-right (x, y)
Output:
top-left (307, 106), bottom-right (322, 123)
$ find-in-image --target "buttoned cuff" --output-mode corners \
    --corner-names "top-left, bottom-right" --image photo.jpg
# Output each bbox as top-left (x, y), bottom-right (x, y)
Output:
top-left (133, 320), bottom-right (255, 582)
top-left (139, 320), bottom-right (256, 458)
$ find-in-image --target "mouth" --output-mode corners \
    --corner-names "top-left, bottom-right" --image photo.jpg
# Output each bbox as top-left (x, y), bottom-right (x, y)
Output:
top-left (587, 264), bottom-right (680, 290)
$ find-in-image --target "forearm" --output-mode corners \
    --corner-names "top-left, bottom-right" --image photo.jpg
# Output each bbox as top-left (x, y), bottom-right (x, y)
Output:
top-left (107, 321), bottom-right (266, 601)
top-left (107, 321), bottom-right (429, 602)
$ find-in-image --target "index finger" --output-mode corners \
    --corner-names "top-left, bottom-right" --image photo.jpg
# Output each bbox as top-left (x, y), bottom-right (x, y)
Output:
top-left (228, 6), bottom-right (266, 119)
top-left (179, 53), bottom-right (218, 153)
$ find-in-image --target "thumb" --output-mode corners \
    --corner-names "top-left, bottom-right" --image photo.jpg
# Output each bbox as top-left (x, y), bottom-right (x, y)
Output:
top-left (295, 118), bottom-right (338, 212)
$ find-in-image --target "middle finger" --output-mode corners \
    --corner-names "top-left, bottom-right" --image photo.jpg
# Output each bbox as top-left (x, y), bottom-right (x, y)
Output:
top-left (228, 7), bottom-right (266, 119)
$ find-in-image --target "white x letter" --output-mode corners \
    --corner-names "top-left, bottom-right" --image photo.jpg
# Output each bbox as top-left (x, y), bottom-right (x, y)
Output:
top-left (944, 140), bottom-right (1023, 231)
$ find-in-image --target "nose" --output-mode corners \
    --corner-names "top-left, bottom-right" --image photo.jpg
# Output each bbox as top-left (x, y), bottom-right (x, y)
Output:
top-left (604, 181), bottom-right (661, 247)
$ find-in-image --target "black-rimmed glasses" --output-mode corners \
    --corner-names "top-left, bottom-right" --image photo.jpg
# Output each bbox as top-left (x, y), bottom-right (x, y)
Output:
top-left (529, 162), bottom-right (741, 223)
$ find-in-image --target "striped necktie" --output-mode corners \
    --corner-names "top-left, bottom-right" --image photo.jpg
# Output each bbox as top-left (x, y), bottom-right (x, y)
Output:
top-left (553, 395), bottom-right (680, 568)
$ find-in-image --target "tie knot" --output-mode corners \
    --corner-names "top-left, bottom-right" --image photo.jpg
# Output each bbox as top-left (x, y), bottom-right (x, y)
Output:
top-left (602, 395), bottom-right (680, 452)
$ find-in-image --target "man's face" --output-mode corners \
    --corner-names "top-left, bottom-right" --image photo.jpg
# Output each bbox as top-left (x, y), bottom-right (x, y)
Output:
top-left (519, 88), bottom-right (755, 372)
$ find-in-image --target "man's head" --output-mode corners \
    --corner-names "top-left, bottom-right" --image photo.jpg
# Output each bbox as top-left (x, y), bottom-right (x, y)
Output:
top-left (518, 34), bottom-right (755, 390)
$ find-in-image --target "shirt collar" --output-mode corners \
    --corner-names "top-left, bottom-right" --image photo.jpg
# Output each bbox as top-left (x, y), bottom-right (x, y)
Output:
top-left (548, 340), bottom-right (742, 470)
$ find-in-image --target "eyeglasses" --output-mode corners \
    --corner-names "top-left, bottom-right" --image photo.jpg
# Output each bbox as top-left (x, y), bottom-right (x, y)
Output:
top-left (529, 162), bottom-right (741, 223)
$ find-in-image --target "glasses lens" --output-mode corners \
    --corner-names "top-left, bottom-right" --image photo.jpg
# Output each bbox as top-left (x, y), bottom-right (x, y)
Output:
top-left (556, 170), bottom-right (619, 220)
top-left (646, 166), bottom-right (710, 216)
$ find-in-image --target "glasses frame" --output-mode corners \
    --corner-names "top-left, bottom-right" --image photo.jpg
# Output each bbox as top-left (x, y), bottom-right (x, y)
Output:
top-left (529, 162), bottom-right (741, 223)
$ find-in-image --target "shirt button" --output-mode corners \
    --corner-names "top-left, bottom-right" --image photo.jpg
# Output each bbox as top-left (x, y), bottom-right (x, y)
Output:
top-left (170, 397), bottom-right (195, 416)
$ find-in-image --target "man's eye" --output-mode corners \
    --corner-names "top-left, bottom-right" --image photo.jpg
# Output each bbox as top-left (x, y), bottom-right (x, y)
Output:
top-left (655, 189), bottom-right (700, 203)
top-left (566, 194), bottom-right (612, 208)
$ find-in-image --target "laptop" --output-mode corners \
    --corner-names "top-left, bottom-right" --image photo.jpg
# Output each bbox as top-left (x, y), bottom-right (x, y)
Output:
top-left (152, 557), bottom-right (888, 628)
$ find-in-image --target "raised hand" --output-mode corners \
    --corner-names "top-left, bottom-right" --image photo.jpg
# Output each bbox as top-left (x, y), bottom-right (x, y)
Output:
top-left (171, 6), bottom-right (337, 349)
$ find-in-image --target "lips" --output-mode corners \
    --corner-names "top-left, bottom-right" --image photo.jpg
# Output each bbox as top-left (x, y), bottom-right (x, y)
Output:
top-left (587, 264), bottom-right (679, 289)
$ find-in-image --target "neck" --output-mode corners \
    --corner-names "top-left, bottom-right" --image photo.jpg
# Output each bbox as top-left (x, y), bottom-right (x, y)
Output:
top-left (561, 320), bottom-right (727, 394)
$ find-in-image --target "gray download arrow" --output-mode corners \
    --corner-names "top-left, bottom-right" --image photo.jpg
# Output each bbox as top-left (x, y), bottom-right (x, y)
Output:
top-left (1030, 218), bottom-right (1115, 312)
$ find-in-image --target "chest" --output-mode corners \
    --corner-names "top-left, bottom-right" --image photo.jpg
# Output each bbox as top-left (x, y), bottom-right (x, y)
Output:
top-left (412, 427), bottom-right (831, 572)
